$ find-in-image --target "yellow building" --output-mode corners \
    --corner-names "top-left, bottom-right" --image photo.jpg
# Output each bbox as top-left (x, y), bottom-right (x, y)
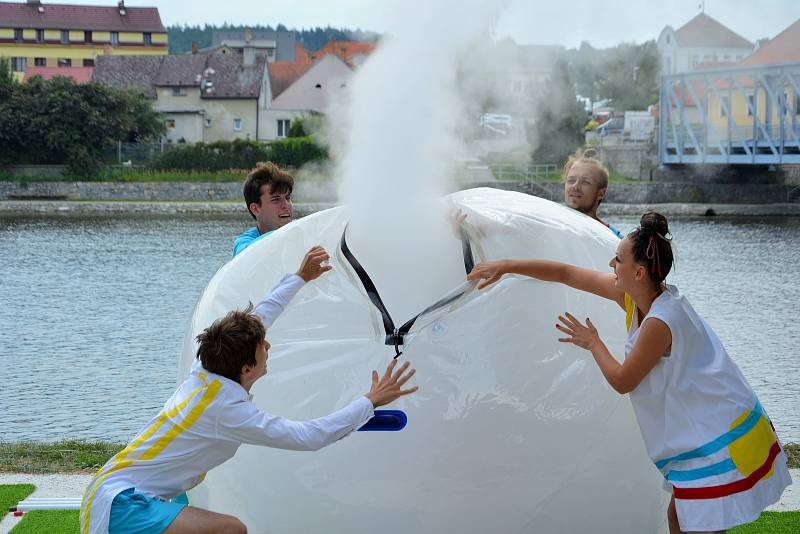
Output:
top-left (0, 0), bottom-right (167, 80)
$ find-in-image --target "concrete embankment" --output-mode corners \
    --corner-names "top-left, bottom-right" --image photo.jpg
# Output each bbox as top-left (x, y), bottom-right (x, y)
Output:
top-left (2, 200), bottom-right (800, 217)
top-left (1, 180), bottom-right (799, 216)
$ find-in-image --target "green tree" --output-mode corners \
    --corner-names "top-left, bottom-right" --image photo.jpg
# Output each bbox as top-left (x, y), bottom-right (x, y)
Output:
top-left (529, 61), bottom-right (587, 166)
top-left (0, 56), bottom-right (14, 90)
top-left (0, 75), bottom-right (164, 173)
top-left (287, 117), bottom-right (307, 137)
top-left (565, 40), bottom-right (660, 111)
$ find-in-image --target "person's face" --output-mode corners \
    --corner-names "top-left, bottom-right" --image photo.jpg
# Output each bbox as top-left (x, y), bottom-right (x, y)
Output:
top-left (253, 339), bottom-right (269, 380)
top-left (564, 162), bottom-right (606, 215)
top-left (240, 339), bottom-right (270, 391)
top-left (609, 237), bottom-right (646, 291)
top-left (250, 184), bottom-right (292, 232)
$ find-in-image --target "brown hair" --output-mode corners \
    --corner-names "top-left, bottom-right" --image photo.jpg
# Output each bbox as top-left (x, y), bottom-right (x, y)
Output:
top-left (195, 304), bottom-right (265, 383)
top-left (243, 162), bottom-right (294, 220)
top-left (562, 148), bottom-right (610, 191)
top-left (627, 211), bottom-right (674, 286)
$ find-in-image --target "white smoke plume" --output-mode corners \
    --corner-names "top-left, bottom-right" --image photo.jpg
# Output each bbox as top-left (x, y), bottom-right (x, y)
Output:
top-left (324, 0), bottom-right (514, 320)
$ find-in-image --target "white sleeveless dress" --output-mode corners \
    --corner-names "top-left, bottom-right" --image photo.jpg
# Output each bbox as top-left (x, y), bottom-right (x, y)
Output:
top-left (625, 285), bottom-right (791, 532)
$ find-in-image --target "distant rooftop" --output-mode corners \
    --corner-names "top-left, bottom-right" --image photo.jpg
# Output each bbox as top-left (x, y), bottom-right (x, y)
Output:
top-left (211, 30), bottom-right (296, 61)
top-left (23, 65), bottom-right (93, 83)
top-left (0, 1), bottom-right (166, 32)
top-left (673, 13), bottom-right (753, 49)
top-left (93, 53), bottom-right (266, 99)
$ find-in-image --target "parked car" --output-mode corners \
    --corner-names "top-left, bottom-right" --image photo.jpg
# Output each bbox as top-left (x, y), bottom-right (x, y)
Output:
top-left (595, 117), bottom-right (624, 136)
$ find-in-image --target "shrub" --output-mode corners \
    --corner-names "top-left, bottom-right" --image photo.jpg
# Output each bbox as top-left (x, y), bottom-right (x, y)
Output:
top-left (148, 137), bottom-right (328, 171)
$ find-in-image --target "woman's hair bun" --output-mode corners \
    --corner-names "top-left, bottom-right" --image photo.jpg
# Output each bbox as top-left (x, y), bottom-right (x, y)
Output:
top-left (639, 211), bottom-right (669, 237)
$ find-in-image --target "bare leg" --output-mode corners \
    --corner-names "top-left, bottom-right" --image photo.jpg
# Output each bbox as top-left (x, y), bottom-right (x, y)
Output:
top-left (164, 506), bottom-right (247, 534)
top-left (667, 496), bottom-right (684, 534)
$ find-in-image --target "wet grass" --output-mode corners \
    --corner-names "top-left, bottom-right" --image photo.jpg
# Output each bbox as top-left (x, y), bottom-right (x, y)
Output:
top-left (9, 510), bottom-right (78, 534)
top-left (0, 441), bottom-right (124, 474)
top-left (730, 511), bottom-right (800, 533)
top-left (0, 484), bottom-right (35, 518)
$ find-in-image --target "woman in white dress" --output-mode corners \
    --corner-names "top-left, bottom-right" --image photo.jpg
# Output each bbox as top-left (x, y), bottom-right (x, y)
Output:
top-left (467, 212), bottom-right (791, 534)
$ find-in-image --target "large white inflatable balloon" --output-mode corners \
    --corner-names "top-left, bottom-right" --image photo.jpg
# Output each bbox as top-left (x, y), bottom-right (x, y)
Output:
top-left (178, 188), bottom-right (668, 533)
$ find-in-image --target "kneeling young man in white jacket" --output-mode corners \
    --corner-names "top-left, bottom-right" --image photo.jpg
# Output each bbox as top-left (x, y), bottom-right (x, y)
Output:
top-left (81, 246), bottom-right (418, 534)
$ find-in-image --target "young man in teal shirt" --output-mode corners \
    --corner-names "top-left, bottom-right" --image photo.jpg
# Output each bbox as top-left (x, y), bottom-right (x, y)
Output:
top-left (233, 162), bottom-right (295, 257)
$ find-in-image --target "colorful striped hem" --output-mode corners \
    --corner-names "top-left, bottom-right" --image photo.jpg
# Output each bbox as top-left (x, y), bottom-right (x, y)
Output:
top-left (673, 441), bottom-right (781, 500)
top-left (655, 399), bottom-right (762, 471)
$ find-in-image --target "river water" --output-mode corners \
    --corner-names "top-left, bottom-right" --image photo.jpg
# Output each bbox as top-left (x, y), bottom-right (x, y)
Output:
top-left (1, 212), bottom-right (798, 443)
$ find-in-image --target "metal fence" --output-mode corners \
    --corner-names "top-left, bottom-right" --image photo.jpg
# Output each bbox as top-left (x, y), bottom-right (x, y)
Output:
top-left (103, 141), bottom-right (173, 166)
top-left (660, 61), bottom-right (800, 165)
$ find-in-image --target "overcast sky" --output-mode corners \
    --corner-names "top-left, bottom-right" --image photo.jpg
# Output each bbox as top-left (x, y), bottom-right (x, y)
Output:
top-left (38, 0), bottom-right (800, 49)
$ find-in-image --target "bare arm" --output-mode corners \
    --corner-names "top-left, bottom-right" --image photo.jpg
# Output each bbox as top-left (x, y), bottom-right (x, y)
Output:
top-left (468, 259), bottom-right (625, 308)
top-left (557, 313), bottom-right (672, 394)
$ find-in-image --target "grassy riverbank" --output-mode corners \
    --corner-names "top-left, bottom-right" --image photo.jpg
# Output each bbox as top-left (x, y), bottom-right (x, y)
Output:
top-left (0, 441), bottom-right (124, 474)
top-left (1, 440), bottom-right (798, 474)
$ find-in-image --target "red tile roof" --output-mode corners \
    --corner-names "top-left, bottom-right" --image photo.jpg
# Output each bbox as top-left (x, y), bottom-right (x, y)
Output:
top-left (741, 18), bottom-right (800, 65)
top-left (0, 1), bottom-right (165, 32)
top-left (267, 61), bottom-right (312, 99)
top-left (23, 65), bottom-right (93, 82)
top-left (310, 39), bottom-right (376, 66)
top-left (674, 13), bottom-right (752, 49)
top-left (294, 42), bottom-right (312, 64)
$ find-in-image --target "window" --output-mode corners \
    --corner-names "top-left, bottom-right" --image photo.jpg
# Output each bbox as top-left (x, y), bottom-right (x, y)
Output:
top-left (61, 30), bottom-right (69, 44)
top-left (277, 119), bottom-right (290, 138)
top-left (110, 32), bottom-right (119, 46)
top-left (10, 57), bottom-right (26, 72)
top-left (14, 28), bottom-right (23, 42)
top-left (84, 31), bottom-right (92, 43)
top-left (204, 118), bottom-right (213, 128)
top-left (723, 54), bottom-right (731, 62)
top-left (83, 59), bottom-right (94, 67)
top-left (719, 95), bottom-right (729, 118)
top-left (144, 32), bottom-right (152, 46)
top-left (34, 57), bottom-right (46, 67)
top-left (165, 119), bottom-right (176, 129)
top-left (663, 56), bottom-right (671, 73)
top-left (171, 87), bottom-right (187, 96)
top-left (233, 118), bottom-right (242, 132)
top-left (690, 55), bottom-right (699, 68)
top-left (36, 29), bottom-right (44, 43)
top-left (666, 34), bottom-right (670, 44)
top-left (267, 49), bottom-right (274, 58)
top-left (747, 94), bottom-right (755, 117)
top-left (58, 58), bottom-right (72, 67)
top-left (796, 94), bottom-right (800, 115)
top-left (512, 80), bottom-right (523, 94)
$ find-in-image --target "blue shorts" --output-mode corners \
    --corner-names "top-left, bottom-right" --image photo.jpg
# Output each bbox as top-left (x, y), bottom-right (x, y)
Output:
top-left (108, 488), bottom-right (187, 534)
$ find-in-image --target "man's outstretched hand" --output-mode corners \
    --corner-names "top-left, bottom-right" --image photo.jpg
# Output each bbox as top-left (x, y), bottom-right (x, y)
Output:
top-left (365, 359), bottom-right (418, 408)
top-left (296, 246), bottom-right (332, 282)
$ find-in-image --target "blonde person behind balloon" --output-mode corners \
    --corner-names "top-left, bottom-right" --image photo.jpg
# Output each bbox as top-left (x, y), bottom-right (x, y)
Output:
top-left (467, 212), bottom-right (791, 534)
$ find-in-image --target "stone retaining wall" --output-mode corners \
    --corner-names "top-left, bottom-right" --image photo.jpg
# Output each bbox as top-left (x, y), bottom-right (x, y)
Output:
top-left (0, 181), bottom-right (338, 203)
top-left (0, 180), bottom-right (796, 204)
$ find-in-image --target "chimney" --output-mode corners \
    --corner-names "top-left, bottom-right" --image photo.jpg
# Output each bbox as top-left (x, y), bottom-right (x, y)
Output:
top-left (118, 1), bottom-right (126, 16)
top-left (191, 41), bottom-right (198, 55)
top-left (243, 28), bottom-right (255, 66)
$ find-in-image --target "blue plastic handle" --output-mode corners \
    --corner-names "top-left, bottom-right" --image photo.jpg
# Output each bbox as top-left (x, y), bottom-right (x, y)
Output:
top-left (358, 410), bottom-right (407, 431)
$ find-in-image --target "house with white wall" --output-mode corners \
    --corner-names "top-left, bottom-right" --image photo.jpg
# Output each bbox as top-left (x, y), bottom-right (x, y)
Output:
top-left (94, 48), bottom-right (269, 143)
top-left (657, 13), bottom-right (753, 74)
